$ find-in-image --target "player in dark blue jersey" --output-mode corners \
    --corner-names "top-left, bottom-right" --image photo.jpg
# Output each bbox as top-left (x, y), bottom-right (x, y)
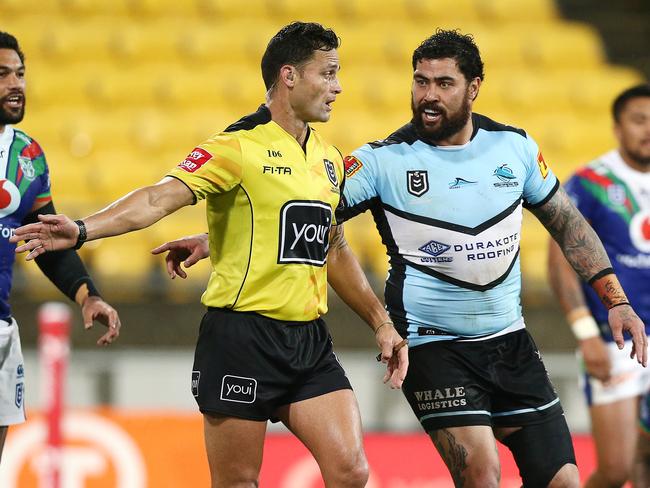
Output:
top-left (0, 32), bottom-right (120, 461)
top-left (549, 84), bottom-right (650, 488)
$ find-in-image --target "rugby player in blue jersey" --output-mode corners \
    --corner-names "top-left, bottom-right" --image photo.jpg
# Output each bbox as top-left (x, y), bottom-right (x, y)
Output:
top-left (0, 32), bottom-right (120, 461)
top-left (549, 84), bottom-right (650, 488)
top-left (336, 30), bottom-right (646, 488)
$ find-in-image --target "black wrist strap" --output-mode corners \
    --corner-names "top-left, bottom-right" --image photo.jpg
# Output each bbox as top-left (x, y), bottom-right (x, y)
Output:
top-left (74, 220), bottom-right (87, 250)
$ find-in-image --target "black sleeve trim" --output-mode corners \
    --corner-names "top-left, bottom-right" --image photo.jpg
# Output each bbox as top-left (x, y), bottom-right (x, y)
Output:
top-left (166, 175), bottom-right (198, 205)
top-left (588, 268), bottom-right (615, 285)
top-left (523, 179), bottom-right (560, 209)
top-left (22, 201), bottom-right (101, 301)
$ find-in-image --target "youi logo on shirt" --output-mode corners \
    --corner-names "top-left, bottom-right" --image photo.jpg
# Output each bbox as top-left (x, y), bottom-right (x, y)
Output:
top-left (278, 200), bottom-right (332, 266)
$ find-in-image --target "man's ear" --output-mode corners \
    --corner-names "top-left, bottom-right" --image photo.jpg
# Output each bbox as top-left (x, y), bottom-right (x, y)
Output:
top-left (469, 77), bottom-right (481, 101)
top-left (280, 65), bottom-right (296, 87)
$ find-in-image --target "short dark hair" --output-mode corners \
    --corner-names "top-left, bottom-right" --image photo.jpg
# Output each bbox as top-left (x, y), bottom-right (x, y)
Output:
top-left (612, 84), bottom-right (650, 122)
top-left (0, 31), bottom-right (25, 64)
top-left (412, 29), bottom-right (484, 82)
top-left (261, 21), bottom-right (339, 91)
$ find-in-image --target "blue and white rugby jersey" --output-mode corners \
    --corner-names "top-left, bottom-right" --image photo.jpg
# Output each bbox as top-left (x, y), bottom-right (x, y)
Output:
top-left (565, 150), bottom-right (650, 340)
top-left (337, 113), bottom-right (559, 346)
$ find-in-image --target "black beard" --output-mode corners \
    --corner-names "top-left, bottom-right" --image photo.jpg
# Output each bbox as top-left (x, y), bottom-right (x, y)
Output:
top-left (411, 96), bottom-right (472, 143)
top-left (0, 96), bottom-right (25, 125)
top-left (627, 148), bottom-right (650, 169)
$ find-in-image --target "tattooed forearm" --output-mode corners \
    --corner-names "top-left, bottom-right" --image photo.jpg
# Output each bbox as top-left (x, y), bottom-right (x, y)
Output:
top-left (592, 275), bottom-right (629, 308)
top-left (329, 224), bottom-right (348, 253)
top-left (431, 429), bottom-right (468, 487)
top-left (547, 241), bottom-right (589, 315)
top-left (530, 187), bottom-right (612, 282)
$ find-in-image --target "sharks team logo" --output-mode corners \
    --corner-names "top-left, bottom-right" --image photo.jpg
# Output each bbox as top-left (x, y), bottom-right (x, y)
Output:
top-left (0, 179), bottom-right (21, 218)
top-left (407, 170), bottom-right (429, 197)
top-left (493, 164), bottom-right (519, 188)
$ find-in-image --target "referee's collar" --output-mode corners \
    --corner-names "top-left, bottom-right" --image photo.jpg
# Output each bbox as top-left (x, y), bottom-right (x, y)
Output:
top-left (260, 104), bottom-right (312, 149)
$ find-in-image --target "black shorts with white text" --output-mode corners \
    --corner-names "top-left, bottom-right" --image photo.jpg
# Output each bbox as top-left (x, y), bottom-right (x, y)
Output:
top-left (402, 329), bottom-right (563, 431)
top-left (191, 307), bottom-right (351, 421)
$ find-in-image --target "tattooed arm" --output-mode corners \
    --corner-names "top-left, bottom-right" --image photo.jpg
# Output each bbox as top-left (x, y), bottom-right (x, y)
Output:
top-left (530, 187), bottom-right (647, 365)
top-left (548, 239), bottom-right (612, 381)
top-left (327, 223), bottom-right (408, 388)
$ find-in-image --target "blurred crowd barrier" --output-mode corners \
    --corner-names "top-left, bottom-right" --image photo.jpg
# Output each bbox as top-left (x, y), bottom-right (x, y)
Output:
top-left (13, 348), bottom-right (587, 432)
top-left (3, 0), bottom-right (645, 295)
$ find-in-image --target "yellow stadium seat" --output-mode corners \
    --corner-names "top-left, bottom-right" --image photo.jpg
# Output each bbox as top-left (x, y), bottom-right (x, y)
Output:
top-left (107, 22), bottom-right (183, 64)
top-left (476, 0), bottom-right (557, 23)
top-left (57, 0), bottom-right (130, 16)
top-left (567, 66), bottom-right (643, 113)
top-left (403, 0), bottom-right (480, 23)
top-left (0, 0), bottom-right (59, 15)
top-left (125, 0), bottom-right (198, 18)
top-left (525, 24), bottom-right (605, 69)
top-left (334, 0), bottom-right (410, 22)
top-left (474, 28), bottom-right (528, 69)
top-left (91, 234), bottom-right (157, 299)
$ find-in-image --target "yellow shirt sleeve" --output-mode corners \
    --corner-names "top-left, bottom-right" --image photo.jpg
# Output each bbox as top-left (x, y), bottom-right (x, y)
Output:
top-left (167, 133), bottom-right (243, 201)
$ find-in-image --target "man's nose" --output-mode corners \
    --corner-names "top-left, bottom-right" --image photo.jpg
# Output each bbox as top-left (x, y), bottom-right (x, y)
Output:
top-left (332, 77), bottom-right (342, 94)
top-left (6, 72), bottom-right (24, 89)
top-left (422, 86), bottom-right (439, 102)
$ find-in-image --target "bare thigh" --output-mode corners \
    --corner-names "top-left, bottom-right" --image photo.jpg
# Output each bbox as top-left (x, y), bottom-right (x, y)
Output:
top-left (0, 426), bottom-right (7, 462)
top-left (429, 425), bottom-right (500, 488)
top-left (276, 389), bottom-right (368, 488)
top-left (590, 397), bottom-right (639, 478)
top-left (203, 414), bottom-right (267, 488)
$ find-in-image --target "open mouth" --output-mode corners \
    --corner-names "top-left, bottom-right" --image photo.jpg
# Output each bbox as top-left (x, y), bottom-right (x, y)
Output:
top-left (422, 107), bottom-right (442, 123)
top-left (4, 93), bottom-right (24, 109)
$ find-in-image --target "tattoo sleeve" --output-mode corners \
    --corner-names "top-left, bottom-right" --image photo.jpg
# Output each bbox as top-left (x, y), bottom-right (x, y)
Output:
top-left (431, 429), bottom-right (469, 487)
top-left (530, 186), bottom-right (627, 308)
top-left (329, 224), bottom-right (348, 253)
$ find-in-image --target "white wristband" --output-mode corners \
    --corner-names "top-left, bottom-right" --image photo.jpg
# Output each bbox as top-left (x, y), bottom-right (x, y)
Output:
top-left (570, 316), bottom-right (600, 340)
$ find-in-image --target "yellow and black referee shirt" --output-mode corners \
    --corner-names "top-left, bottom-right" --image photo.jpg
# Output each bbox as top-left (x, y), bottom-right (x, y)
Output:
top-left (167, 105), bottom-right (344, 321)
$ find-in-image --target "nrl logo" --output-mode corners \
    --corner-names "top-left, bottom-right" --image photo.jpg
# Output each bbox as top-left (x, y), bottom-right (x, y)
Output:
top-left (323, 159), bottom-right (338, 187)
top-left (407, 170), bottom-right (429, 197)
top-left (18, 156), bottom-right (36, 181)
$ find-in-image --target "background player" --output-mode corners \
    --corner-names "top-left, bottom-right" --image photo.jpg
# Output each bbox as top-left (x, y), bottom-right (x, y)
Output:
top-left (10, 22), bottom-right (407, 487)
top-left (549, 83), bottom-right (650, 488)
top-left (0, 31), bottom-right (120, 461)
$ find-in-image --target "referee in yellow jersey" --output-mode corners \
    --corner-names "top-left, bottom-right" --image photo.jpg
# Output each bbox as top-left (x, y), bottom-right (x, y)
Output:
top-left (11, 22), bottom-right (408, 487)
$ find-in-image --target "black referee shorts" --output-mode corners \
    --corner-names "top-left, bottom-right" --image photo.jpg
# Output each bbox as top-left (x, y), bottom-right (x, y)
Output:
top-left (191, 307), bottom-right (351, 421)
top-left (402, 329), bottom-right (564, 432)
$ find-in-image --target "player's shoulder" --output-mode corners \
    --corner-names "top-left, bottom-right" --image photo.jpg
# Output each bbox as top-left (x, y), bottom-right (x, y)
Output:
top-left (573, 151), bottom-right (614, 180)
top-left (222, 104), bottom-right (272, 135)
top-left (11, 127), bottom-right (46, 159)
top-left (473, 113), bottom-right (528, 140)
top-left (366, 123), bottom-right (419, 150)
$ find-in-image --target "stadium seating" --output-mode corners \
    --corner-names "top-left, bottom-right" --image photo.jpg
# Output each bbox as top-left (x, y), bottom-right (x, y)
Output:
top-left (4, 0), bottom-right (645, 294)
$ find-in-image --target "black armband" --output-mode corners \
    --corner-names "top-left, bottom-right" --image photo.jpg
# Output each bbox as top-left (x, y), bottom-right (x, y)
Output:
top-left (587, 267), bottom-right (614, 285)
top-left (22, 201), bottom-right (101, 302)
